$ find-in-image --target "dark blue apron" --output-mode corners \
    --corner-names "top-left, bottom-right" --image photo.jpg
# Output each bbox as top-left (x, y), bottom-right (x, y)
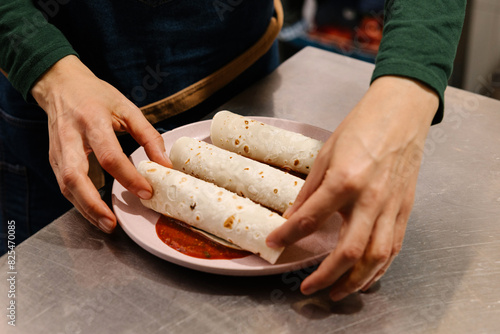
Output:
top-left (0, 0), bottom-right (281, 252)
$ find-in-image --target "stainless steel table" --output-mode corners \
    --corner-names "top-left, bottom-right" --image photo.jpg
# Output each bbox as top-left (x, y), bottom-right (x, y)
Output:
top-left (1, 47), bottom-right (499, 334)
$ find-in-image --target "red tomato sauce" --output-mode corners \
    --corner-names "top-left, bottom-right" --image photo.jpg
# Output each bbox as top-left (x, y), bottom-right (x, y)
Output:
top-left (156, 215), bottom-right (251, 260)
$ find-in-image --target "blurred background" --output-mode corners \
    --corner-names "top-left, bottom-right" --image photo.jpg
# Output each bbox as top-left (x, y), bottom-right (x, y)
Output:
top-left (278, 0), bottom-right (500, 101)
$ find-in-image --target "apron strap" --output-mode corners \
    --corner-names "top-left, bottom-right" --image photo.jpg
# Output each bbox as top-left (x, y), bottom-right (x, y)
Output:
top-left (140, 0), bottom-right (284, 124)
top-left (94, 0), bottom-right (284, 189)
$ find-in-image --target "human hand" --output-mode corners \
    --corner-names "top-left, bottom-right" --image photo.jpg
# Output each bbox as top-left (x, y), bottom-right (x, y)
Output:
top-left (31, 55), bottom-right (171, 233)
top-left (267, 76), bottom-right (439, 300)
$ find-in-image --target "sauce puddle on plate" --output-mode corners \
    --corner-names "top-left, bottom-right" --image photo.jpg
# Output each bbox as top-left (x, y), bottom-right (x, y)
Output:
top-left (156, 215), bottom-right (251, 260)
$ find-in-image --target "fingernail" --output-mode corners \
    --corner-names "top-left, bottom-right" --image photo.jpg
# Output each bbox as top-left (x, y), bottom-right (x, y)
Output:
top-left (329, 291), bottom-right (346, 301)
top-left (98, 217), bottom-right (114, 233)
top-left (301, 284), bottom-right (315, 295)
top-left (283, 207), bottom-right (292, 218)
top-left (138, 190), bottom-right (152, 200)
top-left (162, 151), bottom-right (174, 168)
top-left (266, 239), bottom-right (281, 249)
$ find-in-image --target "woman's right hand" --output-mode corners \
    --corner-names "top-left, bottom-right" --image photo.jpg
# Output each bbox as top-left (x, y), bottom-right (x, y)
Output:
top-left (31, 55), bottom-right (172, 233)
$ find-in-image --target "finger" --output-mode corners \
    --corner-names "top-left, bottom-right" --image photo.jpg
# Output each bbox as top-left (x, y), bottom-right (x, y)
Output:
top-left (63, 175), bottom-right (116, 233)
top-left (283, 141), bottom-right (333, 218)
top-left (117, 106), bottom-right (172, 168)
top-left (361, 253), bottom-right (397, 292)
top-left (68, 175), bottom-right (117, 233)
top-left (328, 211), bottom-right (396, 300)
top-left (266, 178), bottom-right (346, 248)
top-left (87, 123), bottom-right (153, 200)
top-left (50, 133), bottom-right (116, 233)
top-left (361, 207), bottom-right (409, 290)
top-left (299, 201), bottom-right (377, 295)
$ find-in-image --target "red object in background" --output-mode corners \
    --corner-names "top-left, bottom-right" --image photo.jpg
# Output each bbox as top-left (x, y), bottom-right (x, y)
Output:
top-left (307, 14), bottom-right (383, 56)
top-left (308, 25), bottom-right (354, 52)
top-left (354, 16), bottom-right (383, 53)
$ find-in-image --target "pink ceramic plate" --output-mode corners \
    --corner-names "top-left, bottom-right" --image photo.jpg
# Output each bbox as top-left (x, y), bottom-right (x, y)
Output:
top-left (112, 117), bottom-right (341, 276)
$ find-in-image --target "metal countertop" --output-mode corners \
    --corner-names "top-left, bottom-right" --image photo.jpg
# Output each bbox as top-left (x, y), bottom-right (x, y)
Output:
top-left (1, 47), bottom-right (499, 334)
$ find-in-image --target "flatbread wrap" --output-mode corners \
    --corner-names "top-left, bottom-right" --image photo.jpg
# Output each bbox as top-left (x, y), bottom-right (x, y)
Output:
top-left (210, 110), bottom-right (324, 175)
top-left (137, 161), bottom-right (286, 264)
top-left (170, 136), bottom-right (304, 214)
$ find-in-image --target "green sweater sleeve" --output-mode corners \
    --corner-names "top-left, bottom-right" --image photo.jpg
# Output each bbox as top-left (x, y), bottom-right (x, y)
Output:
top-left (0, 1), bottom-right (78, 100)
top-left (372, 0), bottom-right (466, 124)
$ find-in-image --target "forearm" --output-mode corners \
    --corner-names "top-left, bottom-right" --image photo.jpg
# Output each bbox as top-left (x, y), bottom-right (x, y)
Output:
top-left (0, 1), bottom-right (77, 100)
top-left (373, 0), bottom-right (466, 124)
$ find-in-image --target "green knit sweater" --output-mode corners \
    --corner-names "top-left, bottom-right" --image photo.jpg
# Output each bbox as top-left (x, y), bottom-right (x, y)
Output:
top-left (371, 0), bottom-right (466, 123)
top-left (0, 0), bottom-right (466, 123)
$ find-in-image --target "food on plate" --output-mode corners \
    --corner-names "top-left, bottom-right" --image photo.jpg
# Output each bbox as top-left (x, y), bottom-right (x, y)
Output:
top-left (155, 215), bottom-right (252, 260)
top-left (210, 110), bottom-right (324, 175)
top-left (169, 136), bottom-right (305, 214)
top-left (137, 161), bottom-right (286, 264)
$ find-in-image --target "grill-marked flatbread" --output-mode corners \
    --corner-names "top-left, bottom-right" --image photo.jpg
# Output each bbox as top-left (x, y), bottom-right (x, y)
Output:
top-left (210, 110), bottom-right (323, 175)
top-left (170, 136), bottom-right (304, 214)
top-left (138, 161), bottom-right (285, 264)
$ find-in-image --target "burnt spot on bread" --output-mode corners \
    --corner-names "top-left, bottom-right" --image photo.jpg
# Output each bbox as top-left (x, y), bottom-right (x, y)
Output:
top-left (294, 159), bottom-right (300, 166)
top-left (235, 139), bottom-right (240, 145)
top-left (224, 215), bottom-right (235, 229)
top-left (244, 145), bottom-right (249, 153)
top-left (190, 203), bottom-right (196, 210)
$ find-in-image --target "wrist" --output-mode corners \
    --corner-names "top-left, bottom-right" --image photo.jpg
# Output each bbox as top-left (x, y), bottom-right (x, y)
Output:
top-left (368, 75), bottom-right (439, 126)
top-left (31, 55), bottom-right (90, 111)
top-left (340, 75), bottom-right (439, 153)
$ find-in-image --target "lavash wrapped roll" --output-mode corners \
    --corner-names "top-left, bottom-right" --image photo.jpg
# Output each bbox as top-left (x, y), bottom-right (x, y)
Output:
top-left (137, 161), bottom-right (286, 264)
top-left (170, 137), bottom-right (304, 214)
top-left (210, 110), bottom-right (324, 175)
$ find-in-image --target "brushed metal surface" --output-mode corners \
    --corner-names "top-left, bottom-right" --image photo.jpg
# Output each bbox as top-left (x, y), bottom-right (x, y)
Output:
top-left (1, 47), bottom-right (499, 333)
